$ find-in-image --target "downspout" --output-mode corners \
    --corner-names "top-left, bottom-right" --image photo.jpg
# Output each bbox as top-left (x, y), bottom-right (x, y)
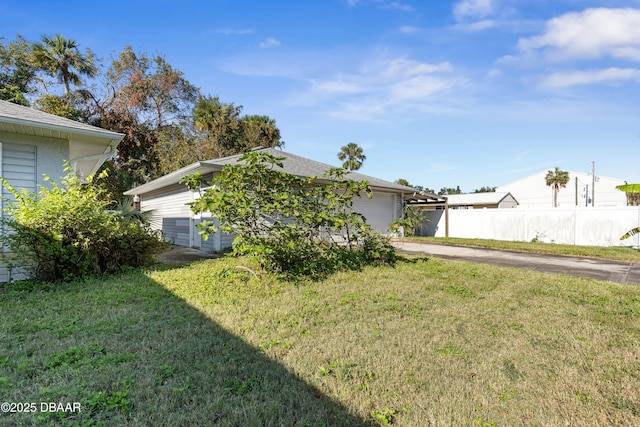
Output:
top-left (70, 139), bottom-right (119, 179)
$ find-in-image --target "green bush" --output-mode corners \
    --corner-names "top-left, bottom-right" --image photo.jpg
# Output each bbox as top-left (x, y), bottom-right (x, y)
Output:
top-left (0, 167), bottom-right (165, 282)
top-left (183, 152), bottom-right (396, 280)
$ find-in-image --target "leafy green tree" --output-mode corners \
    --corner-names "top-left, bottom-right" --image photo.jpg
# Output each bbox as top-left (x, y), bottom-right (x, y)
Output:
top-left (106, 46), bottom-right (198, 128)
top-left (473, 186), bottom-right (496, 193)
top-left (395, 178), bottom-right (411, 187)
top-left (240, 114), bottom-right (283, 150)
top-left (152, 124), bottom-right (199, 177)
top-left (89, 46), bottom-right (200, 199)
top-left (182, 152), bottom-right (395, 279)
top-left (338, 142), bottom-right (366, 171)
top-left (193, 95), bottom-right (242, 156)
top-left (0, 35), bottom-right (36, 105)
top-left (192, 96), bottom-right (283, 158)
top-left (33, 94), bottom-right (80, 120)
top-left (91, 108), bottom-right (160, 203)
top-left (414, 185), bottom-right (436, 194)
top-left (31, 34), bottom-right (97, 95)
top-left (616, 183), bottom-right (640, 239)
top-left (545, 167), bottom-right (570, 207)
top-left (438, 186), bottom-right (462, 195)
top-left (617, 183), bottom-right (640, 207)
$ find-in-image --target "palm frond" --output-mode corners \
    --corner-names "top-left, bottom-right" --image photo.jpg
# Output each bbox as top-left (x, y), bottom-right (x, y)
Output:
top-left (616, 184), bottom-right (640, 193)
top-left (620, 227), bottom-right (640, 240)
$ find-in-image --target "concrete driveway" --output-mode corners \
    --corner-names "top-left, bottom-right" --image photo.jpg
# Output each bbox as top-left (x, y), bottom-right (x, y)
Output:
top-left (392, 241), bottom-right (640, 285)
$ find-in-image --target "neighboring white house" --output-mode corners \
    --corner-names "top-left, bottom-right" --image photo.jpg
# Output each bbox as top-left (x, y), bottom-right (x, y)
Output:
top-left (439, 192), bottom-right (518, 210)
top-left (0, 100), bottom-right (124, 281)
top-left (124, 148), bottom-right (415, 252)
top-left (497, 169), bottom-right (627, 208)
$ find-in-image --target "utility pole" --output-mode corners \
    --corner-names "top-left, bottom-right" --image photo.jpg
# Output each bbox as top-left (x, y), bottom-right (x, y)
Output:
top-left (585, 184), bottom-right (589, 207)
top-left (575, 176), bottom-right (578, 206)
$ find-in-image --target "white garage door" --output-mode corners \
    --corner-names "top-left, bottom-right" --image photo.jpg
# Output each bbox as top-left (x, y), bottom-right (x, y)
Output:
top-left (351, 192), bottom-right (396, 234)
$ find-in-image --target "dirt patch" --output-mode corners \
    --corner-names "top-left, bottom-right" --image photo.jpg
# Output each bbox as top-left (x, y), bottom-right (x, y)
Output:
top-left (156, 246), bottom-right (219, 264)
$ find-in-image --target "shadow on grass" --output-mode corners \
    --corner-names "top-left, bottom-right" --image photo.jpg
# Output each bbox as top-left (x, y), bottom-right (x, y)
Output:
top-left (0, 269), bottom-right (374, 426)
top-left (396, 254), bottom-right (430, 264)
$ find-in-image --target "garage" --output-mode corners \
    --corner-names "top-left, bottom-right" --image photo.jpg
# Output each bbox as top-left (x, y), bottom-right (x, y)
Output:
top-left (126, 148), bottom-right (413, 250)
top-left (351, 192), bottom-right (398, 234)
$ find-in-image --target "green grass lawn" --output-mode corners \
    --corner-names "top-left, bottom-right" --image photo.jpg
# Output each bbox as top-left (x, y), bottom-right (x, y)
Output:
top-left (403, 236), bottom-right (640, 263)
top-left (1, 255), bottom-right (639, 426)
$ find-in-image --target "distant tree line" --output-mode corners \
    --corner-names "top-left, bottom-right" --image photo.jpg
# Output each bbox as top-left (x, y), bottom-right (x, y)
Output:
top-left (394, 179), bottom-right (496, 195)
top-left (0, 34), bottom-right (284, 205)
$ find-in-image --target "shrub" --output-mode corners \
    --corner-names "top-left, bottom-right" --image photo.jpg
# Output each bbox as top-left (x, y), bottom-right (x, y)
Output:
top-left (0, 167), bottom-right (165, 282)
top-left (389, 205), bottom-right (427, 237)
top-left (182, 152), bottom-right (396, 280)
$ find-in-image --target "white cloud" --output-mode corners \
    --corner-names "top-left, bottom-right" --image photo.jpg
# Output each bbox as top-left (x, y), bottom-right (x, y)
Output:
top-left (384, 1), bottom-right (413, 12)
top-left (259, 38), bottom-right (281, 49)
top-left (299, 57), bottom-right (468, 121)
top-left (453, 0), bottom-right (496, 20)
top-left (453, 19), bottom-right (497, 31)
top-left (516, 8), bottom-right (640, 62)
top-left (398, 25), bottom-right (419, 34)
top-left (486, 68), bottom-right (502, 78)
top-left (308, 59), bottom-right (456, 99)
top-left (540, 68), bottom-right (640, 88)
top-left (346, 0), bottom-right (413, 12)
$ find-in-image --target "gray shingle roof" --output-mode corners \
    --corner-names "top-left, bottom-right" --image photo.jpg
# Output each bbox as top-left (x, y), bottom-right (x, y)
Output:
top-left (0, 100), bottom-right (123, 140)
top-left (126, 148), bottom-right (414, 195)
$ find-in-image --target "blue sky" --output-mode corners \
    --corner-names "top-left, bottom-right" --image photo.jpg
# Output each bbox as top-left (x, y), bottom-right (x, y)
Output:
top-left (4, 0), bottom-right (640, 191)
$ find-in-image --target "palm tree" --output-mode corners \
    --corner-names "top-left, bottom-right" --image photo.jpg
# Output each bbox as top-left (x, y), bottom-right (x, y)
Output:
top-left (337, 142), bottom-right (366, 171)
top-left (545, 167), bottom-right (570, 207)
top-left (31, 34), bottom-right (97, 94)
top-left (193, 96), bottom-right (242, 153)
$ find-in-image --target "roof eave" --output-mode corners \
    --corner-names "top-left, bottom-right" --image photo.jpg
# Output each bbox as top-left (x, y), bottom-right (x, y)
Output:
top-left (124, 162), bottom-right (221, 195)
top-left (0, 116), bottom-right (124, 141)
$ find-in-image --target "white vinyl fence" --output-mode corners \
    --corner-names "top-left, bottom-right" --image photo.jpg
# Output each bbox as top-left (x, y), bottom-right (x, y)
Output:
top-left (420, 206), bottom-right (640, 247)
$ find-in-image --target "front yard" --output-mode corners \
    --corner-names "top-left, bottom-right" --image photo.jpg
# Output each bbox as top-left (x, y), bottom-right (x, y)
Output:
top-left (1, 254), bottom-right (639, 426)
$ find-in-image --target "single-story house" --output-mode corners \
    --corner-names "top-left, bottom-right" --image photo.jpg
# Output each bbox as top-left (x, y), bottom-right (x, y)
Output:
top-left (434, 192), bottom-right (518, 210)
top-left (0, 100), bottom-right (124, 281)
top-left (124, 148), bottom-right (415, 252)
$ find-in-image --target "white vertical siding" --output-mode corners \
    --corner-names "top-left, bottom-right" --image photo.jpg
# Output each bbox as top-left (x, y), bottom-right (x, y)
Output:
top-left (1, 142), bottom-right (36, 200)
top-left (0, 142), bottom-right (37, 282)
top-left (140, 183), bottom-right (194, 247)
